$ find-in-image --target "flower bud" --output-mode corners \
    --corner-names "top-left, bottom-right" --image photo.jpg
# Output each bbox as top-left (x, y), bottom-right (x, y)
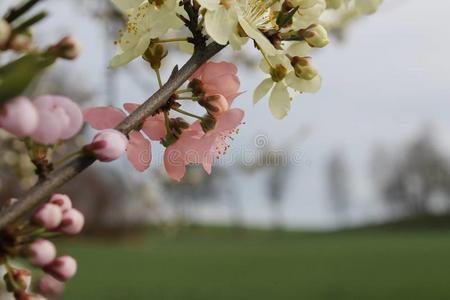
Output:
top-left (43, 256), bottom-right (77, 282)
top-left (58, 208), bottom-right (84, 235)
top-left (291, 56), bottom-right (318, 80)
top-left (200, 95), bottom-right (229, 116)
top-left (28, 239), bottom-right (57, 267)
top-left (301, 24), bottom-right (329, 48)
top-left (37, 274), bottom-right (65, 297)
top-left (143, 42), bottom-right (168, 69)
top-left (50, 36), bottom-right (81, 60)
top-left (0, 18), bottom-right (11, 49)
top-left (85, 129), bottom-right (128, 162)
top-left (9, 32), bottom-right (32, 52)
top-left (0, 97), bottom-right (39, 137)
top-left (33, 203), bottom-right (63, 230)
top-left (270, 64), bottom-right (288, 82)
top-left (49, 194), bottom-right (72, 212)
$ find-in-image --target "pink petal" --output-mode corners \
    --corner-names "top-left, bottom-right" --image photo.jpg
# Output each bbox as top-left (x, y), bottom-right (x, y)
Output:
top-left (164, 145), bottom-right (187, 182)
top-left (203, 74), bottom-right (240, 100)
top-left (83, 106), bottom-right (126, 130)
top-left (123, 103), bottom-right (139, 114)
top-left (213, 108), bottom-right (244, 133)
top-left (126, 131), bottom-right (151, 172)
top-left (202, 62), bottom-right (238, 82)
top-left (141, 113), bottom-right (167, 141)
top-left (31, 107), bottom-right (69, 145)
top-left (189, 63), bottom-right (207, 81)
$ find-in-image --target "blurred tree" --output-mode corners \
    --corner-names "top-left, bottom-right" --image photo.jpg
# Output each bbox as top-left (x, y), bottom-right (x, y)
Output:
top-left (326, 151), bottom-right (351, 227)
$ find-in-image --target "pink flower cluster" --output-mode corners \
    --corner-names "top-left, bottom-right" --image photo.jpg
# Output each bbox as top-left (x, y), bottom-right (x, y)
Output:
top-left (83, 61), bottom-right (244, 181)
top-left (0, 95), bottom-right (83, 145)
top-left (24, 194), bottom-right (84, 296)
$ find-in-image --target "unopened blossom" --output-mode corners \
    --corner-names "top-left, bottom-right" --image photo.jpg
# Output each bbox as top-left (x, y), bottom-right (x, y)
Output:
top-left (0, 18), bottom-right (11, 48)
top-left (58, 208), bottom-right (84, 235)
top-left (0, 97), bottom-right (39, 137)
top-left (110, 0), bottom-right (183, 67)
top-left (33, 203), bottom-right (63, 230)
top-left (84, 104), bottom-right (165, 171)
top-left (190, 62), bottom-right (241, 103)
top-left (201, 95), bottom-right (230, 117)
top-left (43, 256), bottom-right (77, 282)
top-left (10, 268), bottom-right (32, 291)
top-left (8, 32), bottom-right (32, 52)
top-left (31, 95), bottom-right (83, 145)
top-left (290, 0), bottom-right (327, 30)
top-left (254, 42), bottom-right (321, 119)
top-left (49, 194), bottom-right (72, 212)
top-left (37, 274), bottom-right (65, 297)
top-left (28, 240), bottom-right (57, 267)
top-left (301, 24), bottom-right (330, 48)
top-left (50, 36), bottom-right (81, 60)
top-left (87, 129), bottom-right (128, 162)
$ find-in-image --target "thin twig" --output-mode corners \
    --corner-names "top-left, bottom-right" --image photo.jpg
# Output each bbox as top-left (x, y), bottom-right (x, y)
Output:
top-left (0, 42), bottom-right (225, 230)
top-left (4, 0), bottom-right (43, 23)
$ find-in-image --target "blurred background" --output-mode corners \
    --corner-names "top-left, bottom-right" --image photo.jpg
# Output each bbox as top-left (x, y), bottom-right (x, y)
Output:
top-left (1, 0), bottom-right (450, 299)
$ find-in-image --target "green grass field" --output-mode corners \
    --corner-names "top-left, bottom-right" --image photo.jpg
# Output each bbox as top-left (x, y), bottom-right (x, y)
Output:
top-left (59, 226), bottom-right (450, 300)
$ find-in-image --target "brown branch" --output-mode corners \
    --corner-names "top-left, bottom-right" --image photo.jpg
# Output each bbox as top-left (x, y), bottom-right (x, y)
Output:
top-left (0, 42), bottom-right (225, 230)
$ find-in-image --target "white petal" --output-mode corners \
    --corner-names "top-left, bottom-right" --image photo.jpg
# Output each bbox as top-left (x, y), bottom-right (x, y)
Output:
top-left (286, 72), bottom-right (321, 93)
top-left (287, 41), bottom-right (312, 57)
top-left (269, 82), bottom-right (291, 119)
top-left (238, 15), bottom-right (279, 56)
top-left (111, 0), bottom-right (144, 11)
top-left (253, 78), bottom-right (274, 104)
top-left (355, 0), bottom-right (383, 15)
top-left (205, 9), bottom-right (233, 45)
top-left (196, 0), bottom-right (221, 10)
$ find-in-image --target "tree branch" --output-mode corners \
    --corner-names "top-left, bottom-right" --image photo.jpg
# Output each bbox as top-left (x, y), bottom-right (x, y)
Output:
top-left (0, 42), bottom-right (225, 230)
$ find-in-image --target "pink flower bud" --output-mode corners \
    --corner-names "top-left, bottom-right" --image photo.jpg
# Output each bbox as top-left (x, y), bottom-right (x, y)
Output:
top-left (37, 274), bottom-right (65, 297)
top-left (204, 94), bottom-right (229, 116)
top-left (28, 239), bottom-right (57, 267)
top-left (43, 256), bottom-right (77, 282)
top-left (85, 129), bottom-right (128, 162)
top-left (49, 194), bottom-right (72, 212)
top-left (33, 203), bottom-right (63, 230)
top-left (9, 32), bottom-right (32, 52)
top-left (0, 97), bottom-right (39, 137)
top-left (50, 36), bottom-right (81, 60)
top-left (58, 208), bottom-right (84, 235)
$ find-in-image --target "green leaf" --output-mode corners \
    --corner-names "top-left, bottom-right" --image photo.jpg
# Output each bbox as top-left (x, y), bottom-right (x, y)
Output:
top-left (0, 52), bottom-right (56, 103)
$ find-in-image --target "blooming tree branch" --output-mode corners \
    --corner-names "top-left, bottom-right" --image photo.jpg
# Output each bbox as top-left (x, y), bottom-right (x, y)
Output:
top-left (0, 41), bottom-right (224, 230)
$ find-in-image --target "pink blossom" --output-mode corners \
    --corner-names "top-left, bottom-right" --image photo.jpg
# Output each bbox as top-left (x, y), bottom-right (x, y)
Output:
top-left (84, 105), bottom-right (157, 172)
top-left (87, 129), bottom-right (128, 162)
top-left (191, 61), bottom-right (240, 103)
top-left (37, 274), bottom-right (65, 297)
top-left (28, 239), bottom-right (57, 267)
top-left (164, 108), bottom-right (244, 181)
top-left (49, 194), bottom-right (72, 212)
top-left (0, 97), bottom-right (39, 137)
top-left (33, 203), bottom-right (63, 230)
top-left (30, 95), bottom-right (83, 145)
top-left (43, 256), bottom-right (77, 282)
top-left (58, 208), bottom-right (84, 235)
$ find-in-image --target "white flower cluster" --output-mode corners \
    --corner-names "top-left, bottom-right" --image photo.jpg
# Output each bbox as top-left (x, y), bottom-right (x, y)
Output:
top-left (111, 0), bottom-right (381, 119)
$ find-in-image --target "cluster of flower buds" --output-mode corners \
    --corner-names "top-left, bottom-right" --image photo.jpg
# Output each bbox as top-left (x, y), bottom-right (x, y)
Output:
top-left (0, 95), bottom-right (83, 145)
top-left (84, 61), bottom-right (244, 181)
top-left (0, 194), bottom-right (83, 299)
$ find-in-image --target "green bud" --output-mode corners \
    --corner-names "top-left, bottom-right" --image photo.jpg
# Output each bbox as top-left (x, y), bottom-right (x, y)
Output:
top-left (302, 24), bottom-right (329, 48)
top-left (270, 64), bottom-right (288, 82)
top-left (291, 56), bottom-right (318, 80)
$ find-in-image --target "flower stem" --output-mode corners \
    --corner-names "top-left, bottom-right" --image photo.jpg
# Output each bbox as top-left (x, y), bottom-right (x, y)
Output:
top-left (175, 88), bottom-right (193, 94)
top-left (261, 50), bottom-right (275, 69)
top-left (154, 68), bottom-right (163, 88)
top-left (156, 37), bottom-right (189, 43)
top-left (172, 107), bottom-right (204, 120)
top-left (53, 150), bottom-right (83, 167)
top-left (164, 111), bottom-right (171, 133)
